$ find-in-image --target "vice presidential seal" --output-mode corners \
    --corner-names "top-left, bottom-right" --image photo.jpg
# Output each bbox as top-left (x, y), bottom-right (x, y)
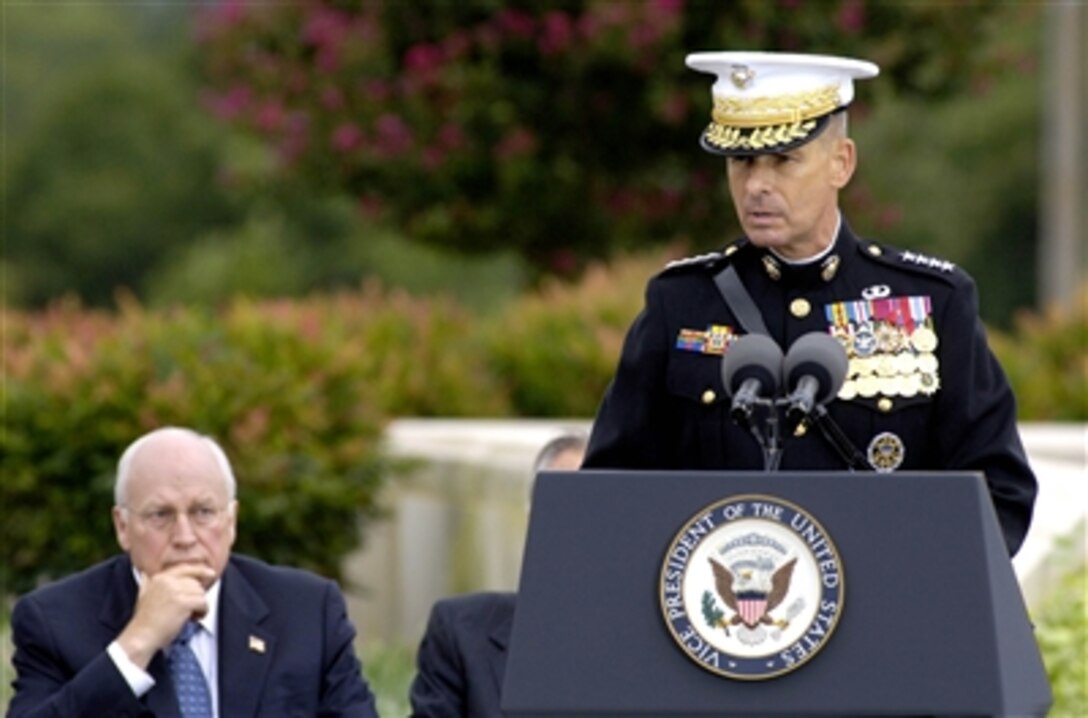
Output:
top-left (659, 494), bottom-right (844, 680)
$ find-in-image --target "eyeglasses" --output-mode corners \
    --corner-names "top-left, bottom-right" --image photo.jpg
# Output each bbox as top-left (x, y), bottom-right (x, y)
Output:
top-left (130, 505), bottom-right (227, 531)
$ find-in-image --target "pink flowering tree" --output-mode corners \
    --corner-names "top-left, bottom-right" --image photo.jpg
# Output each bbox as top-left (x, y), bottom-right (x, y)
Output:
top-left (196, 0), bottom-right (1001, 274)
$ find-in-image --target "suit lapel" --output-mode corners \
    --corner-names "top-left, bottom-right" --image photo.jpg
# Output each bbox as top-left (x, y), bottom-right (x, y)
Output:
top-left (217, 560), bottom-right (273, 718)
top-left (486, 597), bottom-right (515, 696)
top-left (97, 557), bottom-right (180, 718)
top-left (97, 556), bottom-right (137, 633)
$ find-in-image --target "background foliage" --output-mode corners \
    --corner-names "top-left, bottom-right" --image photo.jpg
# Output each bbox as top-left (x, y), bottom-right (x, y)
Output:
top-left (482, 246), bottom-right (667, 415)
top-left (3, 254), bottom-right (1084, 597)
top-left (4, 0), bottom-right (1054, 327)
top-left (1034, 558), bottom-right (1088, 716)
top-left (990, 287), bottom-right (1088, 422)
top-left (194, 0), bottom-right (1013, 272)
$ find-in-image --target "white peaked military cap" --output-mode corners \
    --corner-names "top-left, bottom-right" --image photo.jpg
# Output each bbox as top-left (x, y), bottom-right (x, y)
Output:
top-left (685, 51), bottom-right (879, 156)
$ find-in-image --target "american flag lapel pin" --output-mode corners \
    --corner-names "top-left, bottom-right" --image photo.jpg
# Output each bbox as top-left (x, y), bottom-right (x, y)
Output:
top-left (248, 635), bottom-right (266, 654)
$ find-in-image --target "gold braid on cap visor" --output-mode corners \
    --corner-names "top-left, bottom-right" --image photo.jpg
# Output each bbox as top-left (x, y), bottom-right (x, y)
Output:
top-left (705, 84), bottom-right (841, 151)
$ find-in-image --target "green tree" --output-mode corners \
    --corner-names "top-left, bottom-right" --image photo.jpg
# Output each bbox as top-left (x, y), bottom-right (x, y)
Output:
top-left (6, 1), bottom-right (1047, 324)
top-left (196, 0), bottom-right (1006, 275)
top-left (5, 60), bottom-right (243, 306)
top-left (846, 3), bottom-right (1043, 326)
top-left (3, 3), bottom-right (528, 311)
top-left (3, 3), bottom-right (184, 140)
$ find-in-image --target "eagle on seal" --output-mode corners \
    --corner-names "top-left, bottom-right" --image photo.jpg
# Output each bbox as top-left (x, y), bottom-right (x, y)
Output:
top-left (709, 556), bottom-right (797, 629)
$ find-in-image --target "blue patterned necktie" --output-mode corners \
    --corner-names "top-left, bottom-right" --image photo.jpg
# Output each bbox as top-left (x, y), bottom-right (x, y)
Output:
top-left (169, 621), bottom-right (213, 718)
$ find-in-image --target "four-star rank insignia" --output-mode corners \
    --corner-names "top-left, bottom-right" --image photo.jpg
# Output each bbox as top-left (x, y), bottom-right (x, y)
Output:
top-left (899, 250), bottom-right (955, 273)
top-left (660, 495), bottom-right (844, 680)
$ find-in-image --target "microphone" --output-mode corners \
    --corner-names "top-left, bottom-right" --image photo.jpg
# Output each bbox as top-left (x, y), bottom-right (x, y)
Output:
top-left (783, 332), bottom-right (849, 429)
top-left (721, 334), bottom-right (784, 425)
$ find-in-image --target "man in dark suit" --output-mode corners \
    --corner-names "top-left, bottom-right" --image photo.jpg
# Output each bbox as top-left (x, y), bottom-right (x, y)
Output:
top-left (407, 591), bottom-right (516, 718)
top-left (8, 426), bottom-right (379, 718)
top-left (407, 431), bottom-right (587, 718)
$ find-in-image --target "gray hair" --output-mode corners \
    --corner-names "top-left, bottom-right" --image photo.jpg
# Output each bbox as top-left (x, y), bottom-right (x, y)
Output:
top-left (824, 110), bottom-right (849, 140)
top-left (532, 430), bottom-right (589, 475)
top-left (114, 426), bottom-right (237, 506)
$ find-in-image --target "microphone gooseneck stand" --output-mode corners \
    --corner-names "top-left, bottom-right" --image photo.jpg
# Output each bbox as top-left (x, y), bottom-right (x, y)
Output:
top-left (808, 405), bottom-right (870, 471)
top-left (741, 399), bottom-right (868, 472)
top-left (743, 398), bottom-right (785, 472)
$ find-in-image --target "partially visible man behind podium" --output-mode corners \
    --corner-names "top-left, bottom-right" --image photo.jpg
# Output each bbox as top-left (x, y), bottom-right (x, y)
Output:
top-left (8, 426), bottom-right (379, 718)
top-left (582, 51), bottom-right (1037, 555)
top-left (407, 430), bottom-right (588, 718)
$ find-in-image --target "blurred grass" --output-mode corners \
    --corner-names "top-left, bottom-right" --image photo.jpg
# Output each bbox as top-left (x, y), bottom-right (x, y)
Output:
top-left (1031, 528), bottom-right (1087, 716)
top-left (362, 639), bottom-right (414, 718)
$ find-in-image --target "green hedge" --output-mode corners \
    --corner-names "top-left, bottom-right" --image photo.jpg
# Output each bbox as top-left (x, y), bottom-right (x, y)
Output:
top-left (989, 287), bottom-right (1088, 421)
top-left (484, 248), bottom-right (666, 416)
top-left (1035, 560), bottom-right (1088, 715)
top-left (3, 260), bottom-right (1084, 598)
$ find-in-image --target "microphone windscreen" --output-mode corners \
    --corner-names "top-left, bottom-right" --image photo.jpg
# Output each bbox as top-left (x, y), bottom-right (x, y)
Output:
top-left (783, 332), bottom-right (849, 403)
top-left (721, 334), bottom-right (784, 397)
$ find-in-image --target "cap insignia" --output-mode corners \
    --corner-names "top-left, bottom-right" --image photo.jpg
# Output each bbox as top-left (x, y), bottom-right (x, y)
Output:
top-left (730, 64), bottom-right (756, 89)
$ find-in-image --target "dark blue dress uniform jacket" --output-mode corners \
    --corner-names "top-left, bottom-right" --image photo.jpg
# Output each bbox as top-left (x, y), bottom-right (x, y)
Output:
top-left (583, 221), bottom-right (1037, 556)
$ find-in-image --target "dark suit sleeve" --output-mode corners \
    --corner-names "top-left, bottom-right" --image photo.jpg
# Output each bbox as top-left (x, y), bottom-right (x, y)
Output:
top-left (318, 581), bottom-right (379, 718)
top-left (584, 280), bottom-right (677, 469)
top-left (933, 276), bottom-right (1037, 555)
top-left (8, 595), bottom-right (146, 718)
top-left (408, 602), bottom-right (467, 718)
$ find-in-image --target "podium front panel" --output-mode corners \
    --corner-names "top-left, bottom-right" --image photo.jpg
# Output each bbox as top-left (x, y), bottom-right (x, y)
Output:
top-left (501, 470), bottom-right (1050, 717)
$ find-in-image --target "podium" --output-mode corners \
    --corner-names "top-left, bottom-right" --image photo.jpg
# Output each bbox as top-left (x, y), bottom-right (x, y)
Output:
top-left (501, 470), bottom-right (1052, 717)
